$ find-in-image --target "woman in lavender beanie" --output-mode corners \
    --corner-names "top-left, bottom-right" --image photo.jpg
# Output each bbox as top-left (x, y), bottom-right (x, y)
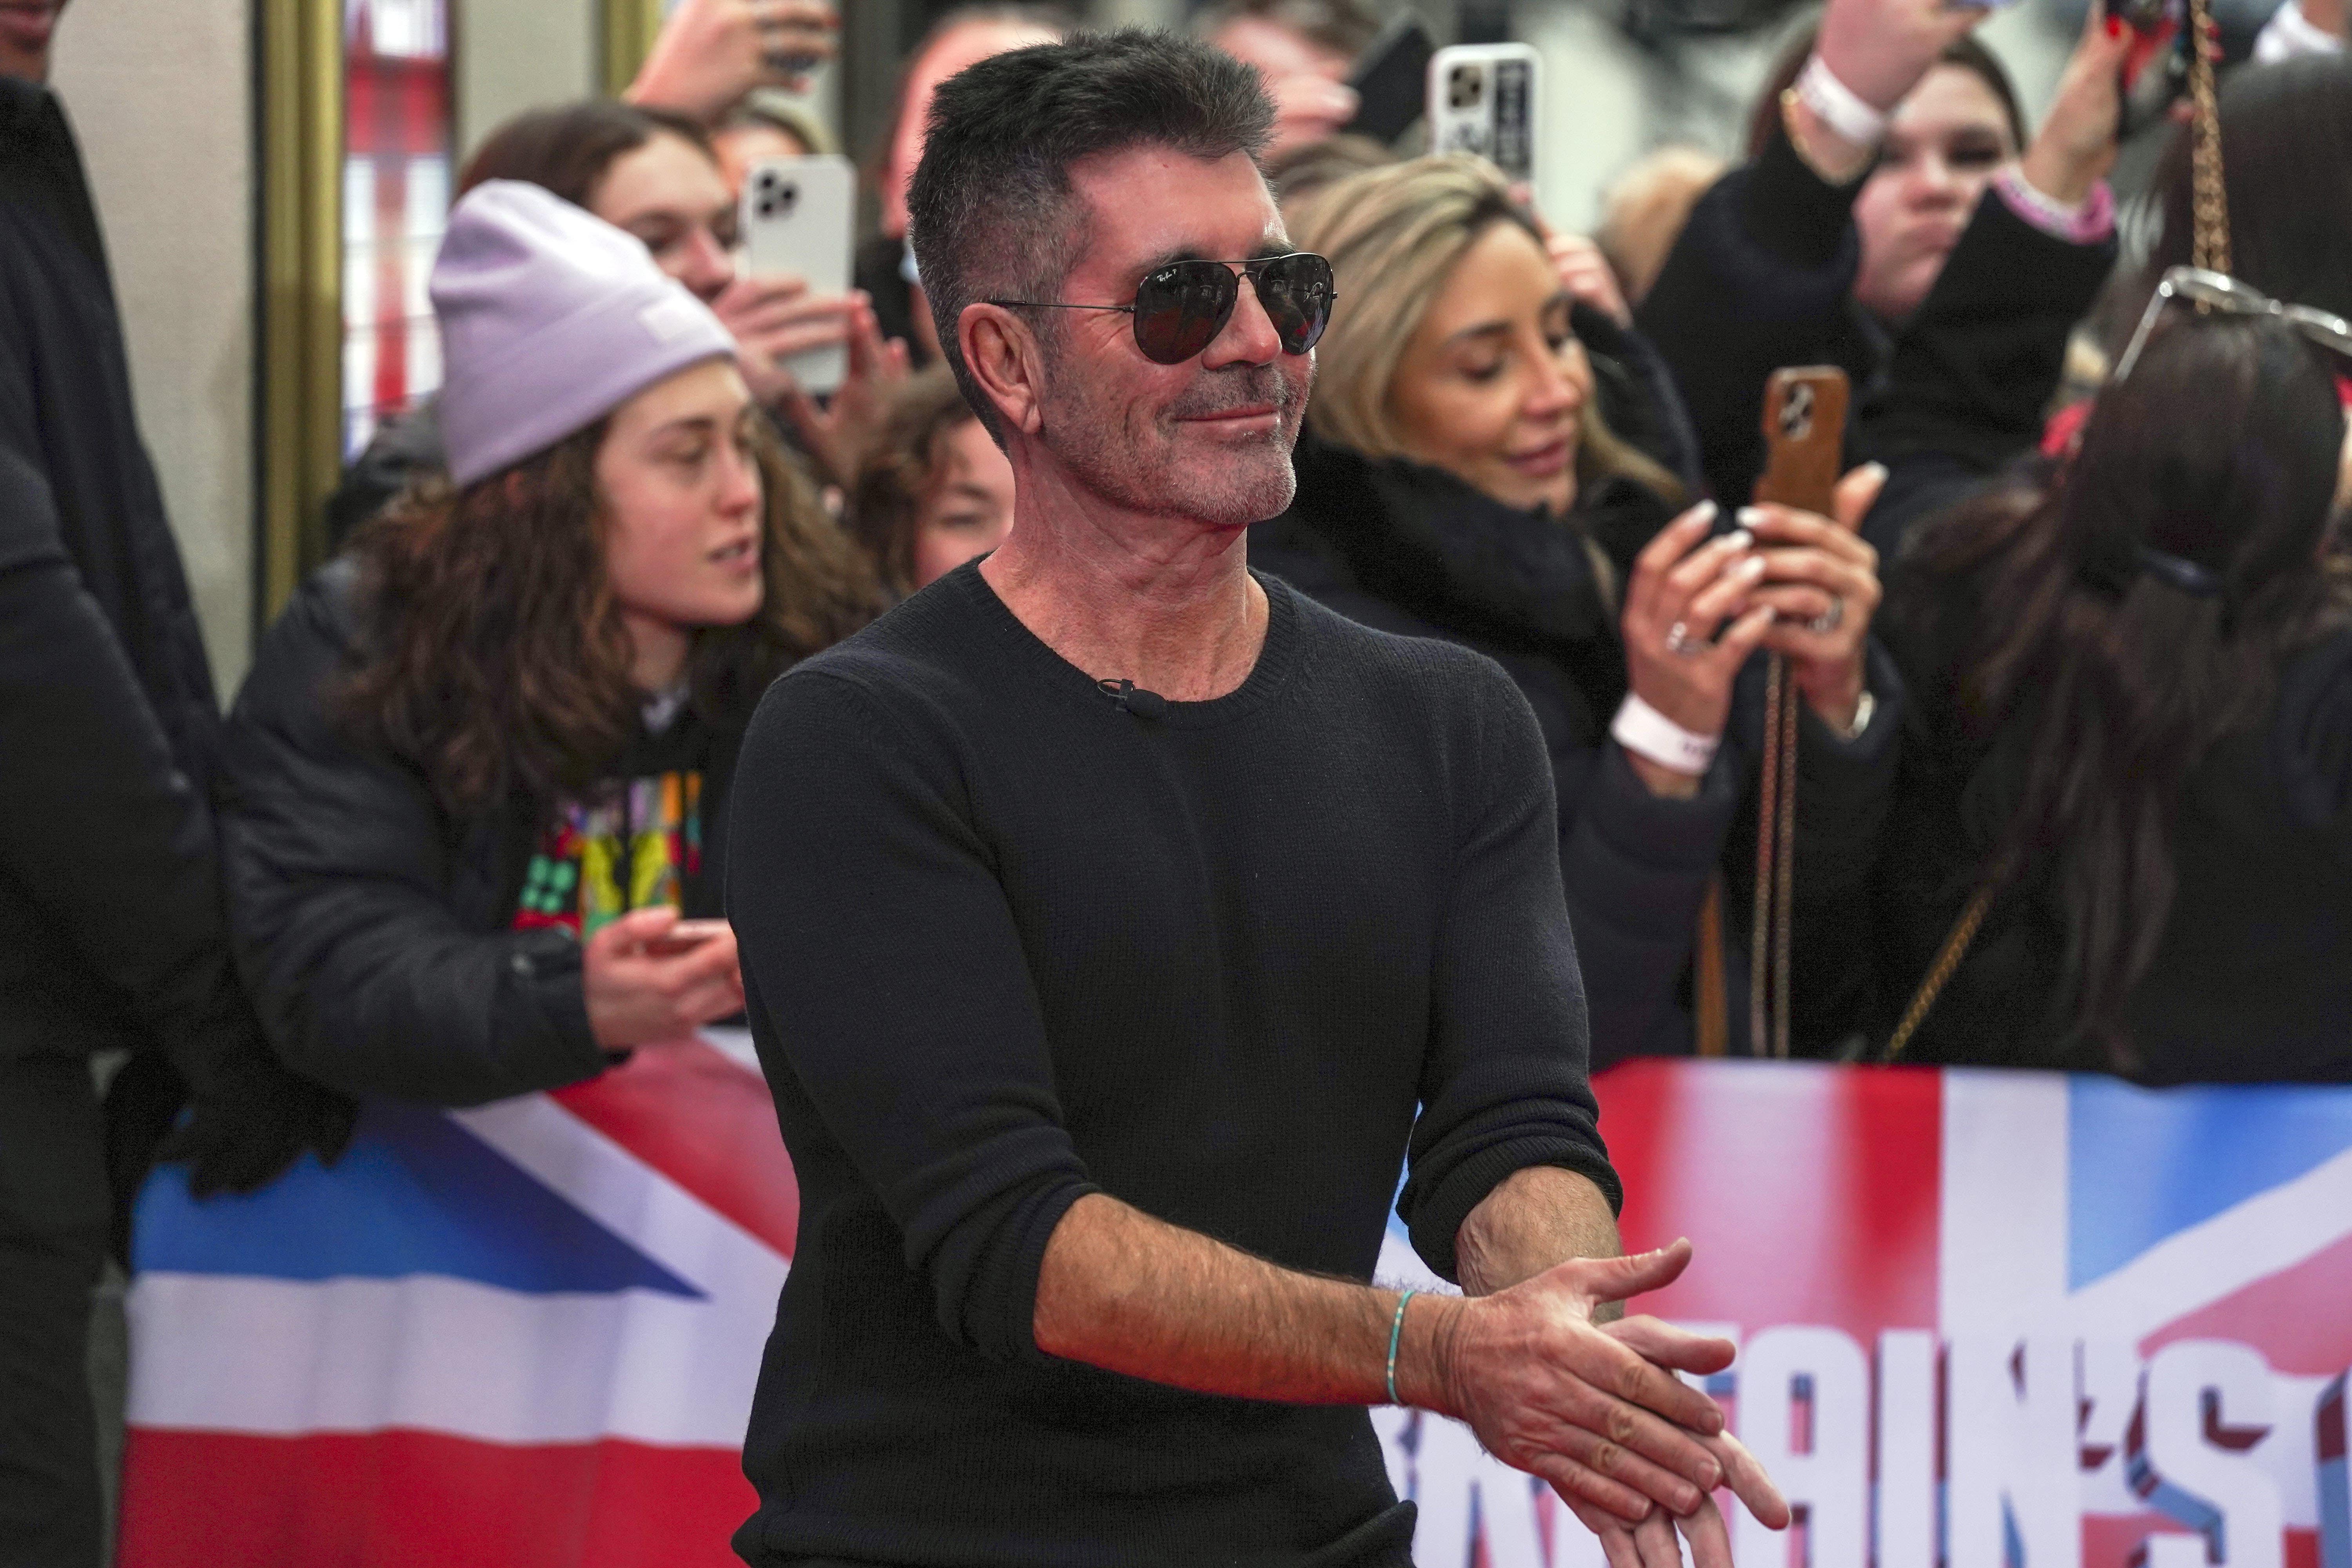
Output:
top-left (195, 177), bottom-right (882, 1134)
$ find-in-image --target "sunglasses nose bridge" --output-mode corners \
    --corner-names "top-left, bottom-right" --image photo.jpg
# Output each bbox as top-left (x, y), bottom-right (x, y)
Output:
top-left (1211, 270), bottom-right (1289, 363)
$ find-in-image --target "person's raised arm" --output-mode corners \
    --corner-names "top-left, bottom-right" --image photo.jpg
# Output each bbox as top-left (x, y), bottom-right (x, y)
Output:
top-left (1855, 8), bottom-right (2125, 556)
top-left (1638, 0), bottom-right (1989, 504)
top-left (626, 0), bottom-right (837, 123)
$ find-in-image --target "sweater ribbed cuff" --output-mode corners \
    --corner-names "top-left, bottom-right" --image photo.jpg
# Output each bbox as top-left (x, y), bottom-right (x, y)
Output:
top-left (1408, 1136), bottom-right (1624, 1285)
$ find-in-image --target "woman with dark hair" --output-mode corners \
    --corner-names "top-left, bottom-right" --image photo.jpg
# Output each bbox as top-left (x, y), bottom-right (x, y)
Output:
top-left (847, 367), bottom-right (1015, 597)
top-left (1873, 313), bottom-right (2352, 1079)
top-left (1256, 157), bottom-right (1901, 1063)
top-left (2118, 55), bottom-right (2352, 326)
top-left (220, 181), bottom-right (880, 1107)
top-left (1638, 0), bottom-right (2131, 543)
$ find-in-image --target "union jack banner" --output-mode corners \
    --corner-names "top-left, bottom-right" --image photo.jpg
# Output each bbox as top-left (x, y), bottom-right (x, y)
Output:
top-left (120, 1050), bottom-right (2352, 1568)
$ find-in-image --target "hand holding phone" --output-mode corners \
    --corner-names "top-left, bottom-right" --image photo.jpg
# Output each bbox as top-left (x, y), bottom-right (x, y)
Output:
top-left (582, 909), bottom-right (744, 1052)
top-left (1426, 44), bottom-right (1541, 186)
top-left (1743, 368), bottom-right (1883, 731)
top-left (644, 918), bottom-right (733, 958)
top-left (741, 154), bottom-right (857, 396)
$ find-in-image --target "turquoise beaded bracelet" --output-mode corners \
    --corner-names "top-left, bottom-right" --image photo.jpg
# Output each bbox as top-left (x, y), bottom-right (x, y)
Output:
top-left (1385, 1289), bottom-right (1418, 1405)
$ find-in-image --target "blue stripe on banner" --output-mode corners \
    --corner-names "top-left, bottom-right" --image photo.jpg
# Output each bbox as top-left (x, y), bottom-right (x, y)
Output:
top-left (2067, 1077), bottom-right (2352, 1290)
top-left (132, 1099), bottom-right (701, 1297)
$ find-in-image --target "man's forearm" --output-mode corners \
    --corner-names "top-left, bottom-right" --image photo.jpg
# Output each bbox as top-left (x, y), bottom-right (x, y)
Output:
top-left (1032, 1166), bottom-right (1623, 1407)
top-left (1455, 1165), bottom-right (1624, 1316)
top-left (1034, 1191), bottom-right (1445, 1406)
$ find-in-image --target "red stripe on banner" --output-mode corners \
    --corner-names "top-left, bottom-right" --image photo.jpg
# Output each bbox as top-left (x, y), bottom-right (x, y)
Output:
top-left (118, 1427), bottom-right (754, 1568)
top-left (2138, 1226), bottom-right (2352, 1376)
top-left (552, 1039), bottom-right (800, 1260)
top-left (1599, 1060), bottom-right (1941, 1343)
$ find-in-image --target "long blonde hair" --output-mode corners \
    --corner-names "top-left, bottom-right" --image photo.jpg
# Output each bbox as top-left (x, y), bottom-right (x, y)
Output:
top-left (1292, 156), bottom-right (1679, 505)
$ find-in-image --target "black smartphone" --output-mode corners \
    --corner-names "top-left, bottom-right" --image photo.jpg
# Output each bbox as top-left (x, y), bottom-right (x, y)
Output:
top-left (1342, 14), bottom-right (1436, 144)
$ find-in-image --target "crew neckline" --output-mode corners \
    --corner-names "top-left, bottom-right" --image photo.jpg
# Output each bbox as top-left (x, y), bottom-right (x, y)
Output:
top-left (950, 557), bottom-right (1302, 730)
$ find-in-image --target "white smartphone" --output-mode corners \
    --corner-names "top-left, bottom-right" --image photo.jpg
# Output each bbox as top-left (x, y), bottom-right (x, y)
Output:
top-left (740, 154), bottom-right (855, 396)
top-left (1426, 44), bottom-right (1541, 188)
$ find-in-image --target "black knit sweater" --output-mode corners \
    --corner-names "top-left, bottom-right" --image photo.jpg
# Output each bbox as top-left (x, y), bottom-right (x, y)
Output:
top-left (723, 560), bottom-right (1619, 1566)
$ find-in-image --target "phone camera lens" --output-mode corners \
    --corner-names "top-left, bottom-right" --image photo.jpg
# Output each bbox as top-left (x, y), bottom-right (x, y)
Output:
top-left (1449, 65), bottom-right (1484, 110)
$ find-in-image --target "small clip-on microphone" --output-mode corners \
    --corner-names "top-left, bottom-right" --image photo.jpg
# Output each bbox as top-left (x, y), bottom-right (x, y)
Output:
top-left (1097, 678), bottom-right (1168, 720)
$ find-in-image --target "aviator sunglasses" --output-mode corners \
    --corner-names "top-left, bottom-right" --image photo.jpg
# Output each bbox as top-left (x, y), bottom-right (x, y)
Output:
top-left (2113, 266), bottom-right (2352, 385)
top-left (989, 252), bottom-right (1336, 365)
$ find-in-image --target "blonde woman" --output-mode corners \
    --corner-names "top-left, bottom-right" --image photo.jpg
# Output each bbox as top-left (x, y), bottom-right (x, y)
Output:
top-left (1253, 156), bottom-right (1898, 1063)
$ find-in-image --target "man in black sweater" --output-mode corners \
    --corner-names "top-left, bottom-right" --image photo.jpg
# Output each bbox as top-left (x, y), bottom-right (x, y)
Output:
top-left (1, 12), bottom-right (350, 1561)
top-left (724, 32), bottom-right (1785, 1568)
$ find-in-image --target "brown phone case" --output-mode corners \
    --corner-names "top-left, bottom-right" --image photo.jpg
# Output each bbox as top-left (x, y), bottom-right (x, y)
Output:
top-left (1750, 367), bottom-right (1850, 517)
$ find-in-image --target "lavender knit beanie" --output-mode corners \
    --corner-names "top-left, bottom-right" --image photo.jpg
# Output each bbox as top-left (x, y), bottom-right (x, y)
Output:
top-left (432, 180), bottom-right (739, 488)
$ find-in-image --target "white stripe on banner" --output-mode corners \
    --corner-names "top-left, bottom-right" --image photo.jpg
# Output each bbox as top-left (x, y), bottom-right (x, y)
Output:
top-left (2064, 1143), bottom-right (2352, 1345)
top-left (125, 1272), bottom-right (761, 1445)
top-left (128, 1070), bottom-right (788, 1446)
top-left (446, 1091), bottom-right (786, 1297)
top-left (1939, 1069), bottom-right (2071, 1338)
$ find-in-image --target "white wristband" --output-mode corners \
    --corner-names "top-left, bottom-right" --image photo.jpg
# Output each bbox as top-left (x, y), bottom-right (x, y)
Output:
top-left (1796, 54), bottom-right (1889, 148)
top-left (1612, 694), bottom-right (1721, 778)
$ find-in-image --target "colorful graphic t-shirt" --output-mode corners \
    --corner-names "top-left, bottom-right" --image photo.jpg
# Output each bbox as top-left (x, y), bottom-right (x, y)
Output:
top-left (512, 766), bottom-right (705, 940)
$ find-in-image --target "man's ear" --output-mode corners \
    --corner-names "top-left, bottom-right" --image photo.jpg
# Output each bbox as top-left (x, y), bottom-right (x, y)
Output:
top-left (960, 303), bottom-right (1047, 439)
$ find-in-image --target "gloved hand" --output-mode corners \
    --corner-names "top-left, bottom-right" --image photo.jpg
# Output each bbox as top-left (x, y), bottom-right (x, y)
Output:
top-left (162, 1036), bottom-right (359, 1199)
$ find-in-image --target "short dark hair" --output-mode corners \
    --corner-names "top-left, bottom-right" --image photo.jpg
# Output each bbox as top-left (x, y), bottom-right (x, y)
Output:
top-left (459, 100), bottom-right (716, 209)
top-left (906, 29), bottom-right (1276, 439)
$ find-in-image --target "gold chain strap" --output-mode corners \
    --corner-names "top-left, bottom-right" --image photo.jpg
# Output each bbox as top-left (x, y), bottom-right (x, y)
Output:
top-left (1749, 655), bottom-right (1799, 1058)
top-left (2186, 0), bottom-right (2231, 276)
top-left (1882, 880), bottom-right (1999, 1062)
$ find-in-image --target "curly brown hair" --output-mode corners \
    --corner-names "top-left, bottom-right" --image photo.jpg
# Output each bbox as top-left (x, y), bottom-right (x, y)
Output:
top-left (847, 367), bottom-right (982, 597)
top-left (345, 421), bottom-right (883, 813)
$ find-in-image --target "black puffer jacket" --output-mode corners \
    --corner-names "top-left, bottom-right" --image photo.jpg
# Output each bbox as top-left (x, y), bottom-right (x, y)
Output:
top-left (217, 560), bottom-right (742, 1107)
top-left (1253, 432), bottom-right (1903, 1065)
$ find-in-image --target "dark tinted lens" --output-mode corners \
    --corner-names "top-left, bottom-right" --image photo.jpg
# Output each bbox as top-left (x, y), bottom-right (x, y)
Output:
top-left (1255, 253), bottom-right (1335, 355)
top-left (1132, 263), bottom-right (1237, 364)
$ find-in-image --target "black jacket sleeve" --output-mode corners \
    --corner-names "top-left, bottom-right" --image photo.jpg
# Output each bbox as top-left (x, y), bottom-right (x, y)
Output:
top-left (1855, 188), bottom-right (2117, 562)
top-left (216, 566), bottom-right (606, 1105)
top-left (1397, 664), bottom-right (1621, 1283)
top-left (1736, 639), bottom-right (1908, 1052)
top-left (1636, 128), bottom-right (1872, 507)
top-left (0, 442), bottom-right (266, 1097)
top-left (1563, 640), bottom-right (1907, 1066)
top-left (1557, 737), bottom-right (1740, 1069)
top-left (726, 670), bottom-right (1100, 1359)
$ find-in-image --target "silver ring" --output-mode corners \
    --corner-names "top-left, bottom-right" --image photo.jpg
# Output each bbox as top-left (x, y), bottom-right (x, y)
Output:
top-left (1807, 597), bottom-right (1845, 635)
top-left (1664, 620), bottom-right (1697, 656)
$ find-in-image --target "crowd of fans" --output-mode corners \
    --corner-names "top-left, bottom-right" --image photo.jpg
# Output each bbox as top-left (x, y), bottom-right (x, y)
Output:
top-left (4, 0), bottom-right (2350, 1556)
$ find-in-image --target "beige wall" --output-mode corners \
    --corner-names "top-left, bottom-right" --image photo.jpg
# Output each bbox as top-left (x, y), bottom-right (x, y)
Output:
top-left (53, 0), bottom-right (258, 693)
top-left (457, 0), bottom-right (598, 158)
